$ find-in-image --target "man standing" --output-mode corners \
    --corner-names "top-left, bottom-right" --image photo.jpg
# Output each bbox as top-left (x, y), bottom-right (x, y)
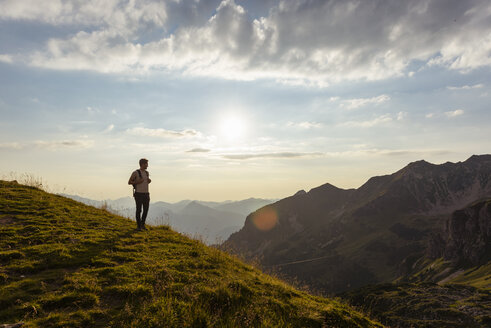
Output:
top-left (128, 158), bottom-right (151, 230)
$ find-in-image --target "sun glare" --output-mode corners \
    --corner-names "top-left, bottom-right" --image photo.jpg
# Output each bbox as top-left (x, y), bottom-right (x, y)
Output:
top-left (219, 116), bottom-right (247, 140)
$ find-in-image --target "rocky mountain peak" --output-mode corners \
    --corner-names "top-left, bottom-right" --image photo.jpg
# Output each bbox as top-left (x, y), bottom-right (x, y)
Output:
top-left (293, 189), bottom-right (307, 196)
top-left (465, 154), bottom-right (491, 163)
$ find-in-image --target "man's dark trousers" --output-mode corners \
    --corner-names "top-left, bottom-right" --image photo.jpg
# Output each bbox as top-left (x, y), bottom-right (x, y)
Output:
top-left (134, 192), bottom-right (150, 229)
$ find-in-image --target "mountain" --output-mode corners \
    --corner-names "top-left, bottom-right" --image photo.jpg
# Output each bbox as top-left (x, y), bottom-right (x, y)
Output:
top-left (341, 198), bottom-right (491, 328)
top-left (61, 195), bottom-right (274, 245)
top-left (0, 180), bottom-right (381, 327)
top-left (224, 155), bottom-right (491, 295)
top-left (213, 198), bottom-right (278, 217)
top-left (169, 201), bottom-right (245, 244)
top-left (427, 198), bottom-right (491, 267)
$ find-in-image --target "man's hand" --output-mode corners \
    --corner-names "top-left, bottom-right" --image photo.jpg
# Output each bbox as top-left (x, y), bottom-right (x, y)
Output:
top-left (148, 178), bottom-right (152, 184)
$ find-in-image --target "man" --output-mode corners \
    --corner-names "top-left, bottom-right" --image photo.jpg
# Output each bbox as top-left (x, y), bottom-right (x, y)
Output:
top-left (128, 158), bottom-right (151, 230)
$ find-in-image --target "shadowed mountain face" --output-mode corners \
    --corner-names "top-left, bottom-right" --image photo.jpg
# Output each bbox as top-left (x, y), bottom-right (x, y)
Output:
top-left (224, 155), bottom-right (491, 294)
top-left (428, 198), bottom-right (491, 267)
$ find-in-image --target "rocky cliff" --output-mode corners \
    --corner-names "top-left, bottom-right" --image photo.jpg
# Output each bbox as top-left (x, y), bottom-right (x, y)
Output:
top-left (428, 198), bottom-right (491, 267)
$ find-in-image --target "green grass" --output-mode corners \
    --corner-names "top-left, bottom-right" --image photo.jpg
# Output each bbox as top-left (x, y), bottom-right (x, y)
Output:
top-left (0, 180), bottom-right (382, 327)
top-left (447, 263), bottom-right (491, 289)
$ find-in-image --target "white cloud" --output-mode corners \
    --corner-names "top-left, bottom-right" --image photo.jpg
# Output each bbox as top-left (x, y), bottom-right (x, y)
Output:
top-left (286, 121), bottom-right (322, 129)
top-left (0, 0), bottom-right (167, 28)
top-left (126, 127), bottom-right (201, 138)
top-left (0, 54), bottom-right (13, 63)
top-left (397, 112), bottom-right (407, 121)
top-left (340, 114), bottom-right (393, 128)
top-left (425, 113), bottom-right (435, 118)
top-left (447, 84), bottom-right (484, 90)
top-left (341, 95), bottom-right (390, 110)
top-left (103, 124), bottom-right (114, 133)
top-left (0, 142), bottom-right (23, 150)
top-left (3, 0), bottom-right (491, 84)
top-left (445, 109), bottom-right (464, 118)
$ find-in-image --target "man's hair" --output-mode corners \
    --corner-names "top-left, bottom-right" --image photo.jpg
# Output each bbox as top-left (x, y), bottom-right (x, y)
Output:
top-left (139, 158), bottom-right (148, 166)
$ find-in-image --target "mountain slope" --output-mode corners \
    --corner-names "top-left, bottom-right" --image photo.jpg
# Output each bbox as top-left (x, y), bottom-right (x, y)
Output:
top-left (224, 155), bottom-right (491, 294)
top-left (213, 198), bottom-right (277, 217)
top-left (0, 180), bottom-right (381, 328)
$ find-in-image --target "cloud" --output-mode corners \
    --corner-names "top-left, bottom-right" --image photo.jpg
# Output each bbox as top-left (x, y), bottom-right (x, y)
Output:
top-left (0, 0), bottom-right (167, 28)
top-left (0, 142), bottom-right (23, 150)
top-left (397, 112), bottom-right (407, 121)
top-left (126, 127), bottom-right (201, 138)
top-left (221, 148), bottom-right (451, 160)
top-left (286, 121), bottom-right (322, 129)
top-left (0, 54), bottom-right (13, 64)
top-left (103, 124), bottom-right (114, 133)
top-left (340, 114), bottom-right (393, 128)
top-left (361, 149), bottom-right (451, 157)
top-left (0, 139), bottom-right (94, 151)
top-left (2, 0), bottom-right (488, 85)
top-left (34, 139), bottom-right (94, 150)
top-left (187, 148), bottom-right (211, 153)
top-left (445, 109), bottom-right (464, 118)
top-left (222, 151), bottom-right (324, 160)
top-left (447, 84), bottom-right (484, 90)
top-left (341, 95), bottom-right (390, 110)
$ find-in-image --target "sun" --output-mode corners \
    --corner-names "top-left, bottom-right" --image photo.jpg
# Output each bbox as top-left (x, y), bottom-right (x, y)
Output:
top-left (219, 116), bottom-right (247, 141)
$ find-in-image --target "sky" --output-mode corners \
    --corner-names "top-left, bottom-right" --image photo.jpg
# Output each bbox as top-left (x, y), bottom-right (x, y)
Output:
top-left (0, 0), bottom-right (490, 202)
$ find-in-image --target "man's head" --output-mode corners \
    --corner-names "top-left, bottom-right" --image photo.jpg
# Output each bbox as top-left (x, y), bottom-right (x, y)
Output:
top-left (139, 158), bottom-right (148, 169)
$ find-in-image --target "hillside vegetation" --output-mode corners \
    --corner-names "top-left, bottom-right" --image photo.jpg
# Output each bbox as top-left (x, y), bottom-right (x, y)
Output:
top-left (0, 180), bottom-right (381, 328)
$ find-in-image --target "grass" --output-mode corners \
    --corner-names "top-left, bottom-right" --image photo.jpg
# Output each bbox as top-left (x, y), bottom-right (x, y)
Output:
top-left (0, 180), bottom-right (382, 327)
top-left (446, 263), bottom-right (491, 289)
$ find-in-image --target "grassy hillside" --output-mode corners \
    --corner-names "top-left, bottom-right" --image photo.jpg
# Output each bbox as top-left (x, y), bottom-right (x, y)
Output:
top-left (0, 180), bottom-right (382, 328)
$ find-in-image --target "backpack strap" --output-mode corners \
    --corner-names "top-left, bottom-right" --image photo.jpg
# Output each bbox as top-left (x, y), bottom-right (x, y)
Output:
top-left (132, 170), bottom-right (141, 197)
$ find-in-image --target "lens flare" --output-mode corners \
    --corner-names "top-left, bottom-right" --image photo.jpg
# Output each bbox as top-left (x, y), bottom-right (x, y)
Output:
top-left (252, 207), bottom-right (278, 231)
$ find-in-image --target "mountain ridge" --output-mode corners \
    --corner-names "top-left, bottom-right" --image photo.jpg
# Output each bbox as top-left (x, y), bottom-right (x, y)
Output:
top-left (224, 154), bottom-right (491, 295)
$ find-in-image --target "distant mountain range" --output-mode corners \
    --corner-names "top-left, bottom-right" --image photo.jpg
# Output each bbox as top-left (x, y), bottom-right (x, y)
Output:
top-left (224, 155), bottom-right (491, 295)
top-left (61, 194), bottom-right (275, 244)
